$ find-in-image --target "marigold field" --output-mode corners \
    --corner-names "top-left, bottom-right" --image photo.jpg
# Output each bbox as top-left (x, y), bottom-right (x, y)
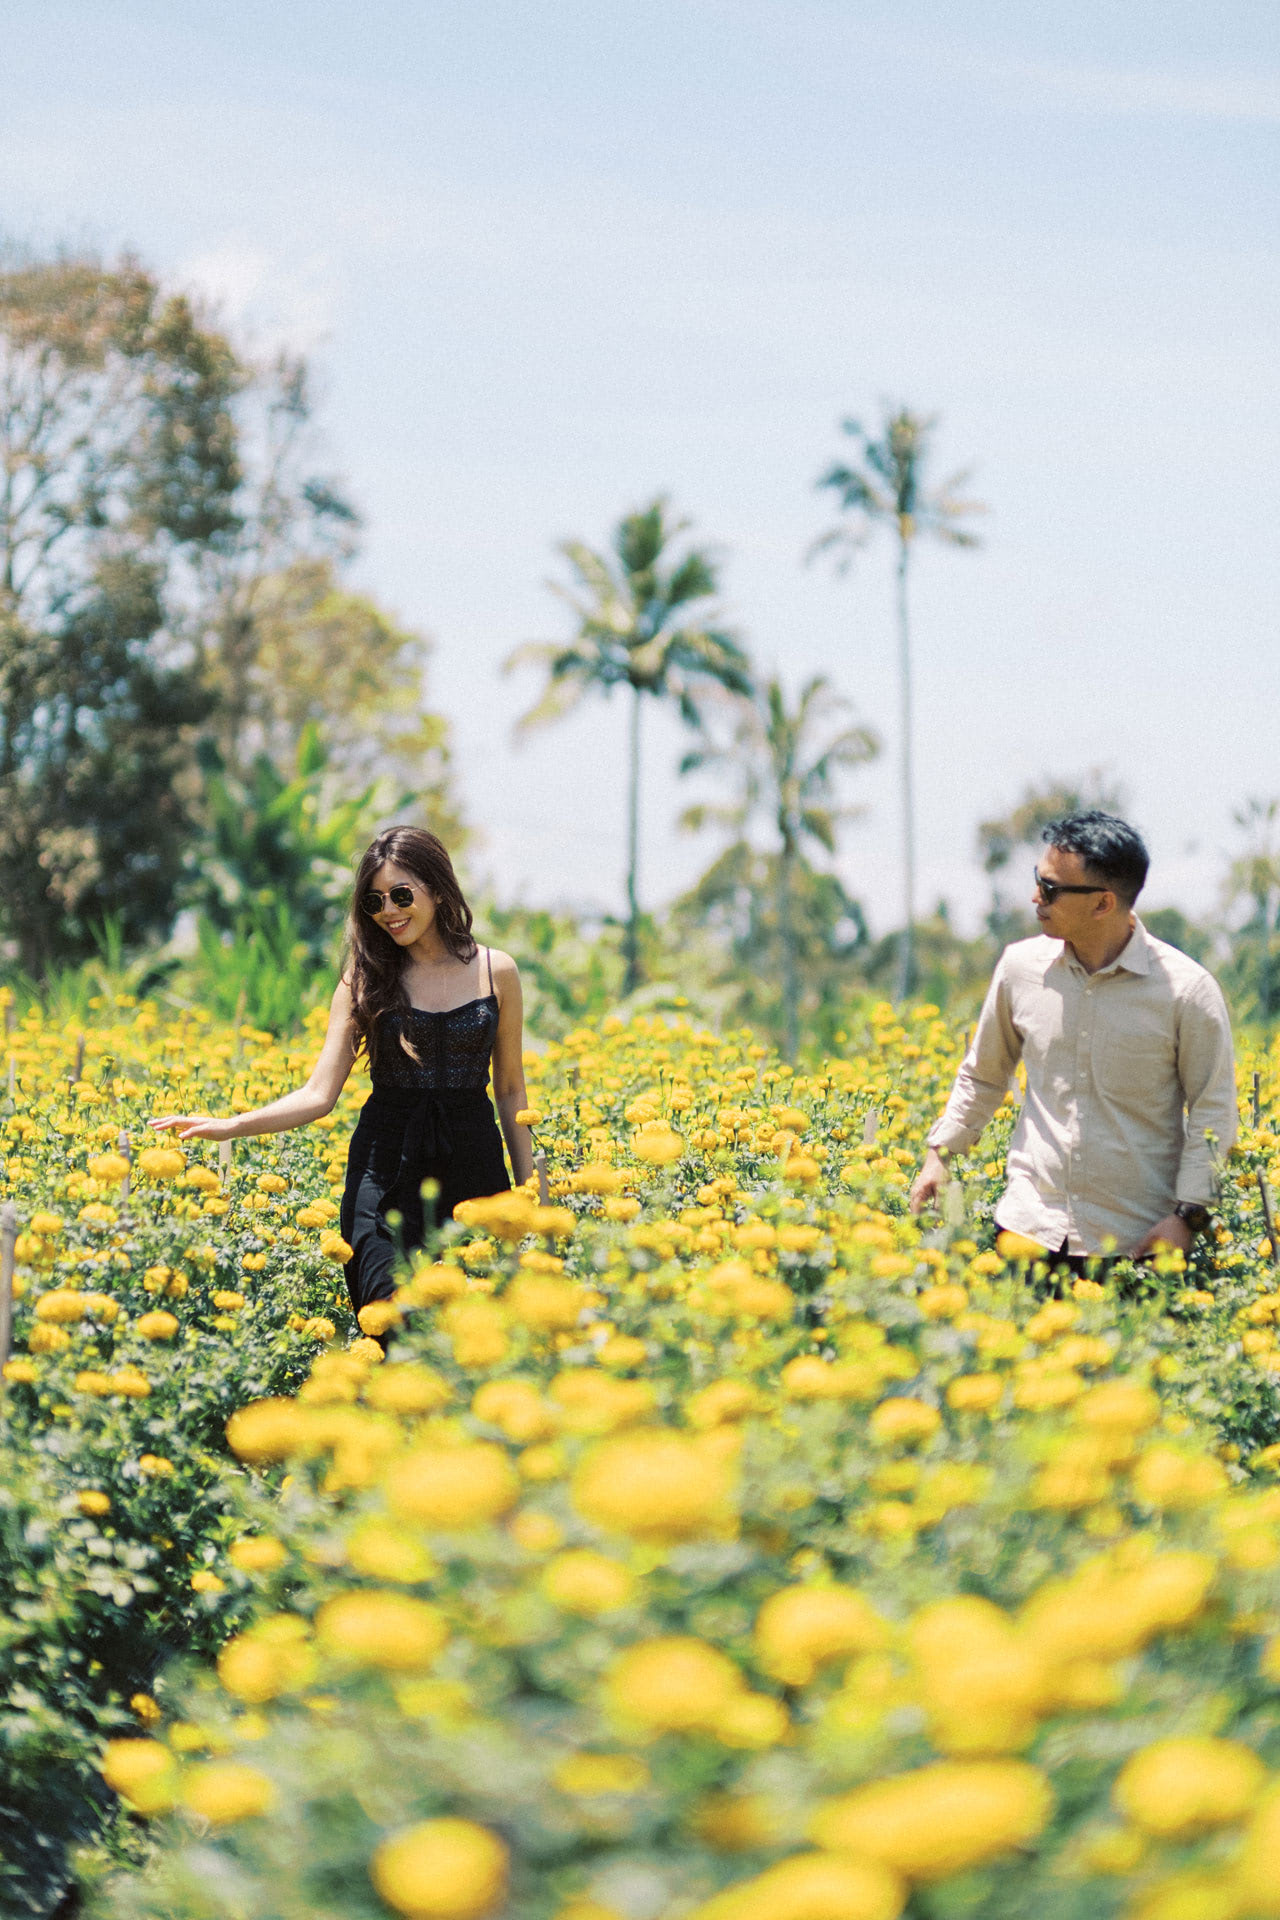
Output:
top-left (10, 993), bottom-right (1280, 1919)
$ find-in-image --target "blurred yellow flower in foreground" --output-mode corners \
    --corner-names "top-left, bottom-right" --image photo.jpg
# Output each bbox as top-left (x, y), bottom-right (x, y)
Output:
top-left (371, 1818), bottom-right (508, 1919)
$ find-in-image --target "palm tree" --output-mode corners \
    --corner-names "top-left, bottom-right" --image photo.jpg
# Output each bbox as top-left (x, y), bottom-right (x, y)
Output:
top-left (812, 407), bottom-right (985, 1002)
top-left (506, 499), bottom-right (751, 994)
top-left (682, 675), bottom-right (878, 1058)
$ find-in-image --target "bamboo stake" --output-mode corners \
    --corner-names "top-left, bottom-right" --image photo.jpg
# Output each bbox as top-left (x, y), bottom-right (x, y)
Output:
top-left (118, 1129), bottom-right (132, 1202)
top-left (535, 1150), bottom-right (550, 1206)
top-left (1253, 1071), bottom-right (1262, 1130)
top-left (0, 1203), bottom-right (18, 1377)
top-left (861, 1107), bottom-right (880, 1146)
top-left (73, 1033), bottom-right (85, 1083)
top-left (1259, 1172), bottom-right (1280, 1269)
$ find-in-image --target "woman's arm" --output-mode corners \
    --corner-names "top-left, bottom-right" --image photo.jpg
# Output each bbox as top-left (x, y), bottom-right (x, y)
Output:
top-left (150, 978), bottom-right (360, 1142)
top-left (489, 951), bottom-right (534, 1185)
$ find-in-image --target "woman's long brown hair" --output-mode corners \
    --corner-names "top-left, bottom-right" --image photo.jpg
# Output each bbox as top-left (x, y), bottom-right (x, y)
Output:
top-left (346, 827), bottom-right (478, 1065)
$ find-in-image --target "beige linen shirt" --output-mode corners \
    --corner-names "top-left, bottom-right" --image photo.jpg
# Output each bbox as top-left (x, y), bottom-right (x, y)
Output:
top-left (928, 920), bottom-right (1238, 1256)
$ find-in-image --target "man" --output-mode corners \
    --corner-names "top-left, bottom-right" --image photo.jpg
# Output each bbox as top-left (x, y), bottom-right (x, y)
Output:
top-left (910, 812), bottom-right (1238, 1264)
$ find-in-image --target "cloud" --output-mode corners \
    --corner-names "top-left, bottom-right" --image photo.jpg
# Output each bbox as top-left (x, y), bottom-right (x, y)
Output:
top-left (174, 236), bottom-right (342, 352)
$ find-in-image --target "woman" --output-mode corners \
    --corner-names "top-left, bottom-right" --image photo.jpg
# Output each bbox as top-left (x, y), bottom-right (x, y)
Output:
top-left (152, 827), bottom-right (533, 1318)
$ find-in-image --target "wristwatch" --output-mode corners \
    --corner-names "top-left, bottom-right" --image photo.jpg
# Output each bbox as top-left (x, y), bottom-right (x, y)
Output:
top-left (1174, 1201), bottom-right (1212, 1236)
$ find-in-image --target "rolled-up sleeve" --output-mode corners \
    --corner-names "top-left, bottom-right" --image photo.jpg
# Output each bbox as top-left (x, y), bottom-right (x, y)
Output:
top-left (1175, 975), bottom-right (1238, 1202)
top-left (928, 957), bottom-right (1023, 1155)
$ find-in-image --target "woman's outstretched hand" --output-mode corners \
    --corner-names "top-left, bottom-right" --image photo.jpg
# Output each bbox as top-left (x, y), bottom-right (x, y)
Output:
top-left (150, 1114), bottom-right (239, 1142)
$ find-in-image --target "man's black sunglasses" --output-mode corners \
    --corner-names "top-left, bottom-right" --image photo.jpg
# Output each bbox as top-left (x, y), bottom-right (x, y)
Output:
top-left (1033, 866), bottom-right (1109, 904)
top-left (361, 884), bottom-right (417, 916)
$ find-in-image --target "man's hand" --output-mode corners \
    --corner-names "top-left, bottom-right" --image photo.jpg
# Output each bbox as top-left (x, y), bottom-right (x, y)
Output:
top-left (909, 1147), bottom-right (950, 1215)
top-left (1134, 1214), bottom-right (1194, 1260)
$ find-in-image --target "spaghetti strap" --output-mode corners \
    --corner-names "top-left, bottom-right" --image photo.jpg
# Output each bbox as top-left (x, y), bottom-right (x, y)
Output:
top-left (485, 946), bottom-right (494, 995)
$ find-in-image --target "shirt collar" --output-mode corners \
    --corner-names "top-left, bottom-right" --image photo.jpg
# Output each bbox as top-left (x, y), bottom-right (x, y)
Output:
top-left (1050, 917), bottom-right (1151, 980)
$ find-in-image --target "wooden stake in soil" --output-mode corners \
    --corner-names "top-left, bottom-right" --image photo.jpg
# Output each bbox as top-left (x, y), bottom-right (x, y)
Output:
top-left (117, 1130), bottom-right (132, 1202)
top-left (861, 1107), bottom-right (880, 1145)
top-left (1254, 1071), bottom-right (1263, 1130)
top-left (73, 1033), bottom-right (85, 1084)
top-left (219, 1138), bottom-right (233, 1178)
top-left (535, 1150), bottom-right (550, 1206)
top-left (0, 1202), bottom-right (18, 1375)
top-left (1259, 1172), bottom-right (1280, 1269)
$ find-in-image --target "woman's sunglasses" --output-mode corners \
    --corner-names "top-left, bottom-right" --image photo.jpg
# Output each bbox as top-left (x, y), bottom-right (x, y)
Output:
top-left (361, 884), bottom-right (417, 916)
top-left (1033, 867), bottom-right (1108, 905)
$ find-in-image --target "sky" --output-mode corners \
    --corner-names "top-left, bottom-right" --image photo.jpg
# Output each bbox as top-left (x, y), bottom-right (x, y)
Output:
top-left (3, 0), bottom-right (1278, 936)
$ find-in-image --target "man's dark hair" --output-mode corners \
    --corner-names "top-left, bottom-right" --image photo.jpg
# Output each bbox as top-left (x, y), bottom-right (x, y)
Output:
top-left (1041, 811), bottom-right (1149, 904)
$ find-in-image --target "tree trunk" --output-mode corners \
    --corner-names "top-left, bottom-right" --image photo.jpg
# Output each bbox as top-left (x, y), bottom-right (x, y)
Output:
top-left (892, 538), bottom-right (916, 1004)
top-left (623, 685), bottom-right (642, 996)
top-left (779, 834), bottom-right (799, 1062)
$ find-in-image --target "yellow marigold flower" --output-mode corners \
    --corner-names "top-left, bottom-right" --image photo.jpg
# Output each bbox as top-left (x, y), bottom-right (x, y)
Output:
top-left (1076, 1380), bottom-right (1161, 1433)
top-left (100, 1738), bottom-right (176, 1814)
top-left (137, 1146), bottom-right (186, 1179)
top-left (514, 1107), bottom-right (542, 1127)
top-left (714, 1854), bottom-right (905, 1920)
top-left (870, 1398), bottom-right (942, 1446)
top-left (686, 1379), bottom-right (761, 1429)
top-left (130, 1692), bottom-right (162, 1726)
top-left (550, 1369), bottom-right (655, 1435)
top-left (754, 1584), bottom-right (889, 1685)
top-left (810, 1759), bottom-right (1053, 1881)
top-left (1234, 1785), bottom-right (1280, 1913)
top-left (403, 1261), bottom-right (468, 1305)
top-left (505, 1273), bottom-right (587, 1332)
top-left (1130, 1445), bottom-right (1229, 1510)
top-left (690, 1792), bottom-right (783, 1852)
top-left (604, 1195), bottom-right (642, 1221)
top-left (3, 1359), bottom-right (37, 1384)
top-left (184, 1165), bottom-right (222, 1193)
top-left (29, 1211), bottom-right (64, 1235)
top-left (606, 1636), bottom-right (744, 1734)
top-left (473, 1378), bottom-right (555, 1443)
top-left (136, 1310), bottom-right (180, 1341)
top-left (218, 1618), bottom-right (314, 1702)
top-left (357, 1300), bottom-right (402, 1338)
top-left (552, 1753), bottom-right (649, 1796)
top-left (346, 1521), bottom-right (436, 1584)
top-left (995, 1230), bottom-right (1044, 1262)
top-left (77, 1202), bottom-right (118, 1227)
top-left (385, 1442), bottom-right (519, 1530)
top-left (442, 1296), bottom-right (508, 1368)
top-left (598, 1333), bottom-right (648, 1368)
top-left (74, 1370), bottom-right (113, 1397)
top-left (489, 1488), bottom-right (555, 1550)
top-left (315, 1591), bottom-right (449, 1670)
top-left (295, 1205), bottom-right (329, 1228)
top-left (213, 1290), bottom-right (246, 1310)
top-left (256, 1173), bottom-right (288, 1194)
top-left (370, 1818), bottom-right (508, 1919)
top-left (630, 1124), bottom-right (684, 1166)
top-left (138, 1454), bottom-right (174, 1477)
top-left (190, 1570), bottom-right (225, 1593)
top-left (319, 1232), bottom-right (354, 1264)
top-left (108, 1367), bottom-right (150, 1398)
top-left (34, 1289), bottom-right (88, 1323)
top-left (228, 1536), bottom-right (288, 1574)
top-left (180, 1760), bottom-right (275, 1824)
top-left (946, 1374), bottom-right (1003, 1413)
top-left (28, 1323), bottom-right (71, 1353)
top-left (1114, 1736), bottom-right (1266, 1838)
top-left (77, 1489), bottom-right (111, 1516)
top-left (225, 1398), bottom-right (311, 1463)
top-left (713, 1691), bottom-right (790, 1750)
top-left (367, 1365), bottom-right (451, 1415)
top-left (919, 1284), bottom-right (968, 1320)
top-left (575, 1163), bottom-right (624, 1195)
top-left (542, 1549), bottom-right (634, 1615)
top-left (573, 1431), bottom-right (735, 1542)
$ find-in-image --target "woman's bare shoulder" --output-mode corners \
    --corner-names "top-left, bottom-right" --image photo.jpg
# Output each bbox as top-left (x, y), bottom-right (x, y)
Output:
top-left (486, 948), bottom-right (520, 982)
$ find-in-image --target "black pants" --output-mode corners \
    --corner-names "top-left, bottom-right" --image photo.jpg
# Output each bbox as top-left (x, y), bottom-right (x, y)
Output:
top-left (339, 1085), bottom-right (510, 1315)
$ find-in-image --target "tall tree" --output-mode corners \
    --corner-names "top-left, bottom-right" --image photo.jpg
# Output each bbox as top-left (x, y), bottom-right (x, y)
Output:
top-left (1223, 797), bottom-right (1280, 1023)
top-left (506, 499), bottom-right (751, 994)
top-left (681, 675), bottom-right (878, 1057)
top-left (0, 251), bottom-right (240, 969)
top-left (813, 406), bottom-right (984, 1002)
